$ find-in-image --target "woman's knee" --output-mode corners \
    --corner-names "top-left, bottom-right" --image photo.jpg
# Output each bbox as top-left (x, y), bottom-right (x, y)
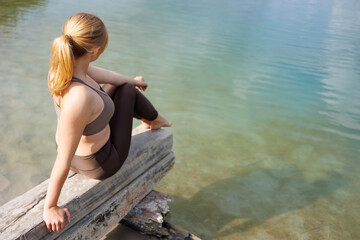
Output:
top-left (113, 83), bottom-right (136, 99)
top-left (121, 82), bottom-right (136, 92)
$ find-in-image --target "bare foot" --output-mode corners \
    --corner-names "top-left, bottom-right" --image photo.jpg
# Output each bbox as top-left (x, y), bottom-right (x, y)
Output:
top-left (150, 114), bottom-right (172, 130)
top-left (140, 119), bottom-right (151, 129)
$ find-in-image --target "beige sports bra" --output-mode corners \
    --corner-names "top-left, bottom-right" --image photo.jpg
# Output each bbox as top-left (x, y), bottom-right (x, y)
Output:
top-left (53, 77), bottom-right (115, 136)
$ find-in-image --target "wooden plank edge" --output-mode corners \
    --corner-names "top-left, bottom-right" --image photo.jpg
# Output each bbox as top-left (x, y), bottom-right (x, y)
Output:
top-left (0, 129), bottom-right (173, 239)
top-left (57, 153), bottom-right (175, 240)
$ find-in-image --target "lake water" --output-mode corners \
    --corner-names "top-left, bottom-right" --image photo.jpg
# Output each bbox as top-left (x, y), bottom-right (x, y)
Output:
top-left (0, 0), bottom-right (359, 239)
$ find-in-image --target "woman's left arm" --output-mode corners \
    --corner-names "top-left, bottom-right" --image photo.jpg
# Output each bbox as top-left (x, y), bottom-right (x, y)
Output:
top-left (87, 65), bottom-right (147, 91)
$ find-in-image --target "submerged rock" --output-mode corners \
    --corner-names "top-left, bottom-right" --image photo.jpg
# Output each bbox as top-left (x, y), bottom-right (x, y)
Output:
top-left (120, 190), bottom-right (201, 240)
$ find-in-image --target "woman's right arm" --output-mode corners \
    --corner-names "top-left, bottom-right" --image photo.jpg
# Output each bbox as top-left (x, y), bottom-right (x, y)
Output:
top-left (43, 86), bottom-right (93, 232)
top-left (87, 65), bottom-right (148, 93)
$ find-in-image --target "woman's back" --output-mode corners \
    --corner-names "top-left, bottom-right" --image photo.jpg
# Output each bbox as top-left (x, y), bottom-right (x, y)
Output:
top-left (52, 74), bottom-right (112, 156)
top-left (53, 77), bottom-right (114, 136)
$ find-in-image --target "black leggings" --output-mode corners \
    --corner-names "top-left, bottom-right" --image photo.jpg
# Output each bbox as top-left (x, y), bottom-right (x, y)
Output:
top-left (69, 83), bottom-right (158, 180)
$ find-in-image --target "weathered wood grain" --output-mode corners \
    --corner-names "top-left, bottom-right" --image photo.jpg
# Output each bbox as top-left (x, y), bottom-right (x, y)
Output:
top-left (0, 126), bottom-right (174, 240)
top-left (60, 153), bottom-right (175, 240)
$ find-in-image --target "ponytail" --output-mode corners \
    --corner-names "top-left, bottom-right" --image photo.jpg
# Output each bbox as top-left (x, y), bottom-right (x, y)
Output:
top-left (47, 13), bottom-right (108, 97)
top-left (48, 34), bottom-right (74, 97)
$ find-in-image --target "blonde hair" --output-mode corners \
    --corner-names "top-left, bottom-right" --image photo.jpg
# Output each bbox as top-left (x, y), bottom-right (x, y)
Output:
top-left (48, 13), bottom-right (108, 96)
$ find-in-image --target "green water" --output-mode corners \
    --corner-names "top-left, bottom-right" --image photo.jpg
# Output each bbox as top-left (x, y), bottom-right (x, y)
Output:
top-left (0, 0), bottom-right (359, 239)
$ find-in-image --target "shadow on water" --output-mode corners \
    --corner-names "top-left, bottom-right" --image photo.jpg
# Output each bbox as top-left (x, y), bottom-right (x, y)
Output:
top-left (167, 167), bottom-right (345, 239)
top-left (0, 0), bottom-right (46, 30)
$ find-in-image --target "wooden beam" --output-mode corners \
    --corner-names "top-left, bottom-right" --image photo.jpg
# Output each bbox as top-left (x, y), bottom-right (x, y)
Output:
top-left (0, 126), bottom-right (174, 240)
top-left (60, 153), bottom-right (174, 240)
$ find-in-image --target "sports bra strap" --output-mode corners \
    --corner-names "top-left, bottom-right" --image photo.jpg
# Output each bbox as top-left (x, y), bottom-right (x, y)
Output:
top-left (55, 77), bottom-right (104, 108)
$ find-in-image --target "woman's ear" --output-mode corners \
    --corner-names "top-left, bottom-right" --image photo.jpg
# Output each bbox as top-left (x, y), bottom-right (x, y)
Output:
top-left (89, 46), bottom-right (102, 61)
top-left (89, 46), bottom-right (101, 55)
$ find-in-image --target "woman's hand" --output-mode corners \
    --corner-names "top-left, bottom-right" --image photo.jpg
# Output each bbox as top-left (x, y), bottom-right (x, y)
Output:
top-left (133, 76), bottom-right (148, 92)
top-left (43, 206), bottom-right (71, 232)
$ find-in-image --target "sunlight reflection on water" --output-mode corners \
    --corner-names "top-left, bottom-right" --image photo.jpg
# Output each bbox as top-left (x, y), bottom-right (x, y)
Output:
top-left (0, 0), bottom-right (359, 239)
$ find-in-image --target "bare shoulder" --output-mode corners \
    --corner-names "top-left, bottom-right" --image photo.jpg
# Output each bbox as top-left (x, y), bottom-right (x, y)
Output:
top-left (61, 83), bottom-right (95, 116)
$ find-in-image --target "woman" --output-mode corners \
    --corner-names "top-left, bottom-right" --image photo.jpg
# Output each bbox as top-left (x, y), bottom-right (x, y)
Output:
top-left (43, 12), bottom-right (172, 232)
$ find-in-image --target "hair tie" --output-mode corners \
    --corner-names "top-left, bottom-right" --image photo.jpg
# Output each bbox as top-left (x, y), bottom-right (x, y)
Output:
top-left (65, 33), bottom-right (72, 39)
